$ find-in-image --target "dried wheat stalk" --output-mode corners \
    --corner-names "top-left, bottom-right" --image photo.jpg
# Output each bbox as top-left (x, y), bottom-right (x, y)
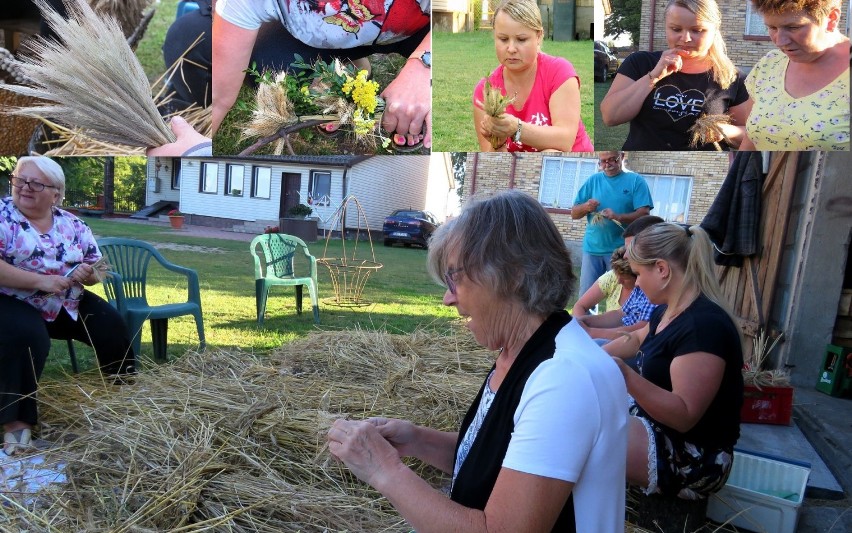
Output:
top-left (0, 0), bottom-right (175, 149)
top-left (241, 72), bottom-right (298, 155)
top-left (688, 114), bottom-right (732, 151)
top-left (478, 79), bottom-right (515, 150)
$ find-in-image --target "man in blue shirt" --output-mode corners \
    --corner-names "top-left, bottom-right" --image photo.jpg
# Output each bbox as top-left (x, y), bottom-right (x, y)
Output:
top-left (572, 152), bottom-right (654, 297)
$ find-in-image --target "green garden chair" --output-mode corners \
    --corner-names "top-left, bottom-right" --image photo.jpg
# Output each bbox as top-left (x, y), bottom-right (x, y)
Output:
top-left (250, 233), bottom-right (320, 325)
top-left (97, 237), bottom-right (206, 361)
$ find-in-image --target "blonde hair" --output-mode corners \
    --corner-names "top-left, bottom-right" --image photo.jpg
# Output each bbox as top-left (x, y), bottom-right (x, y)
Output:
top-left (493, 0), bottom-right (544, 34)
top-left (750, 0), bottom-right (841, 22)
top-left (666, 0), bottom-right (738, 89)
top-left (610, 247), bottom-right (635, 279)
top-left (627, 223), bottom-right (735, 324)
top-left (15, 156), bottom-right (65, 204)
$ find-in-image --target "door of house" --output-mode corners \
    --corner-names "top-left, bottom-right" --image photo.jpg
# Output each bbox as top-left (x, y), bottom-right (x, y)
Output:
top-left (280, 173), bottom-right (301, 218)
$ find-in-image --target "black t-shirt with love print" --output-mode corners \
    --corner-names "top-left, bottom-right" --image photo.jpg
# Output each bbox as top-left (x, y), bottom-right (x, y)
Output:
top-left (617, 51), bottom-right (749, 151)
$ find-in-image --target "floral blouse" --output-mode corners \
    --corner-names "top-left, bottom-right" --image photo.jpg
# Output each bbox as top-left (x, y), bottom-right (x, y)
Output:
top-left (745, 49), bottom-right (850, 151)
top-left (0, 197), bottom-right (101, 321)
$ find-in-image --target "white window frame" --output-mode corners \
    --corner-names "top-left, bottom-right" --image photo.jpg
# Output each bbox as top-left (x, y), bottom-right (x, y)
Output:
top-left (225, 164), bottom-right (245, 196)
top-left (200, 162), bottom-right (218, 194)
top-left (309, 170), bottom-right (332, 206)
top-left (744, 4), bottom-right (769, 37)
top-left (643, 174), bottom-right (693, 223)
top-left (538, 156), bottom-right (598, 209)
top-left (252, 166), bottom-right (271, 199)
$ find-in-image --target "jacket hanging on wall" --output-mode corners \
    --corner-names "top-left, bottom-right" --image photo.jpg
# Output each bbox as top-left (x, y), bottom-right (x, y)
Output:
top-left (700, 151), bottom-right (763, 267)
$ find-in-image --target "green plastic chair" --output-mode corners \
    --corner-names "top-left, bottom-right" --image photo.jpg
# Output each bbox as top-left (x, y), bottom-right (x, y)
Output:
top-left (97, 237), bottom-right (206, 361)
top-left (250, 233), bottom-right (320, 325)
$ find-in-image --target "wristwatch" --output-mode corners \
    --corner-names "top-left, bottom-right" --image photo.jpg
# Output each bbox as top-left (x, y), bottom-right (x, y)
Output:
top-left (513, 118), bottom-right (523, 144)
top-left (409, 50), bottom-right (431, 69)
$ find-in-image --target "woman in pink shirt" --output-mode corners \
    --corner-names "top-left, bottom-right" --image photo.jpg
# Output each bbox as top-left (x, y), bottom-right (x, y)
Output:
top-left (473, 0), bottom-right (594, 152)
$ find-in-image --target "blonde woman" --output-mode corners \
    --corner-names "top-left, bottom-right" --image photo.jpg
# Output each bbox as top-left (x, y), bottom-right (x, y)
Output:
top-left (605, 224), bottom-right (743, 498)
top-left (740, 0), bottom-right (850, 151)
top-left (473, 0), bottom-right (594, 152)
top-left (600, 0), bottom-right (750, 150)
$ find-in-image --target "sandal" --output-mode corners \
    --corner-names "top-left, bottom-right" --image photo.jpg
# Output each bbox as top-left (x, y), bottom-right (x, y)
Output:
top-left (389, 129), bottom-right (427, 153)
top-left (3, 428), bottom-right (34, 456)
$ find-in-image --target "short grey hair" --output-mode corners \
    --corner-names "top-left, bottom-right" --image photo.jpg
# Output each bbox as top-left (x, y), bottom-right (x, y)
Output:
top-left (15, 156), bottom-right (66, 201)
top-left (427, 189), bottom-right (575, 315)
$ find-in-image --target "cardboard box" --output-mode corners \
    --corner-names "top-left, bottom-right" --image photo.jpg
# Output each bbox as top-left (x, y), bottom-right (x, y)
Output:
top-left (707, 450), bottom-right (811, 533)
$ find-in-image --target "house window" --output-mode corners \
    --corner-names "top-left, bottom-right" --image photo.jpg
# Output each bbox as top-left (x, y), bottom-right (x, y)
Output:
top-left (171, 159), bottom-right (181, 190)
top-left (643, 174), bottom-right (693, 223)
top-left (253, 166), bottom-right (271, 199)
top-left (200, 162), bottom-right (218, 194)
top-left (225, 164), bottom-right (245, 196)
top-left (744, 4), bottom-right (769, 37)
top-left (309, 170), bottom-right (331, 206)
top-left (538, 156), bottom-right (598, 209)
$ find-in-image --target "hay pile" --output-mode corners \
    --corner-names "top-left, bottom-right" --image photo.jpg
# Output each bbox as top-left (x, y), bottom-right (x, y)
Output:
top-left (1, 328), bottom-right (493, 531)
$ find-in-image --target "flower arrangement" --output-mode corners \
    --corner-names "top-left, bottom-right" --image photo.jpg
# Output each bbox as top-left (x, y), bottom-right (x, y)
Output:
top-left (168, 209), bottom-right (183, 217)
top-left (241, 57), bottom-right (388, 154)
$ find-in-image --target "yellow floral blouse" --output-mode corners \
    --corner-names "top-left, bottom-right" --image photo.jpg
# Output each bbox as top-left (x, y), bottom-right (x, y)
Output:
top-left (745, 49), bottom-right (850, 151)
top-left (596, 270), bottom-right (622, 313)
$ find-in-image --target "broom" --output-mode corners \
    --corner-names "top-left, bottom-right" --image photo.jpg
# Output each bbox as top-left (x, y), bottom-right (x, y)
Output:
top-left (0, 0), bottom-right (175, 149)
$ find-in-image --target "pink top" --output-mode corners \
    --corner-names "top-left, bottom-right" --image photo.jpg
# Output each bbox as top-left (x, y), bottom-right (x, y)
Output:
top-left (474, 52), bottom-right (594, 152)
top-left (0, 197), bottom-right (101, 321)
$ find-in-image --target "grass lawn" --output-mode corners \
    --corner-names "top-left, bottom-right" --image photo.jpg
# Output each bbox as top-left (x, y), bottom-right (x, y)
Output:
top-left (135, 0), bottom-right (181, 83)
top-left (43, 219), bottom-right (460, 378)
top-left (432, 31), bottom-right (593, 152)
top-left (593, 79), bottom-right (629, 151)
top-left (43, 219), bottom-right (583, 379)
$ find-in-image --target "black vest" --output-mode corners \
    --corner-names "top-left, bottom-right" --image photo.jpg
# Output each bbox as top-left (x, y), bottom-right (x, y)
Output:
top-left (450, 311), bottom-right (576, 532)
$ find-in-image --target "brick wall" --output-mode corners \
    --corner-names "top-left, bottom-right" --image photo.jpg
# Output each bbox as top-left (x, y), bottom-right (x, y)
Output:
top-left (637, 0), bottom-right (848, 71)
top-left (463, 152), bottom-right (731, 244)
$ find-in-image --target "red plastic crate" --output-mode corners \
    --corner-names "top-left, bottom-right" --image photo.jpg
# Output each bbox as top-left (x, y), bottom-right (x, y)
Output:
top-left (741, 385), bottom-right (793, 425)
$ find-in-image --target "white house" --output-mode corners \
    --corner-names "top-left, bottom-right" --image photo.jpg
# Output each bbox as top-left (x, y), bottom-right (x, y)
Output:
top-left (144, 154), bottom-right (458, 235)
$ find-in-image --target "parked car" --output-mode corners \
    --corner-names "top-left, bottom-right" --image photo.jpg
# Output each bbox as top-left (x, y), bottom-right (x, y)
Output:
top-left (594, 41), bottom-right (619, 82)
top-left (383, 210), bottom-right (439, 248)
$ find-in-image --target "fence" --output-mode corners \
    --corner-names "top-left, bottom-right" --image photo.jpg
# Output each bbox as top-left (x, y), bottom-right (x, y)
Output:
top-left (0, 180), bottom-right (143, 214)
top-left (63, 189), bottom-right (144, 214)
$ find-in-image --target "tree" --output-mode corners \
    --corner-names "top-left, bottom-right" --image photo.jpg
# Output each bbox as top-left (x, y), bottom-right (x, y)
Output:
top-left (103, 157), bottom-right (115, 215)
top-left (450, 152), bottom-right (467, 190)
top-left (605, 0), bottom-right (642, 46)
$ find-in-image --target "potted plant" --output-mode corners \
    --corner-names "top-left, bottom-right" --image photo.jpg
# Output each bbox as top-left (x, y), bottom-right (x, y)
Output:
top-left (741, 330), bottom-right (792, 425)
top-left (280, 204), bottom-right (317, 242)
top-left (168, 209), bottom-right (185, 229)
top-left (288, 203), bottom-right (313, 219)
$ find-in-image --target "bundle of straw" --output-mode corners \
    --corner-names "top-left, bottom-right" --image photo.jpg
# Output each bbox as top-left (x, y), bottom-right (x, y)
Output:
top-left (688, 113), bottom-right (732, 151)
top-left (743, 329), bottom-right (789, 389)
top-left (241, 72), bottom-right (298, 155)
top-left (0, 0), bottom-right (175, 149)
top-left (478, 79), bottom-right (515, 150)
top-left (590, 210), bottom-right (626, 231)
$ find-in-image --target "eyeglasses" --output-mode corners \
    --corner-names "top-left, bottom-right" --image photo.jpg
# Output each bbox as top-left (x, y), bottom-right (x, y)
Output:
top-left (444, 267), bottom-right (464, 295)
top-left (10, 175), bottom-right (59, 192)
top-left (598, 156), bottom-right (621, 167)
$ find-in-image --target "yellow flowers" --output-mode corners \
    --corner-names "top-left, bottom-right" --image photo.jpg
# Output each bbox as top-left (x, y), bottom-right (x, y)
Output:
top-left (342, 70), bottom-right (380, 115)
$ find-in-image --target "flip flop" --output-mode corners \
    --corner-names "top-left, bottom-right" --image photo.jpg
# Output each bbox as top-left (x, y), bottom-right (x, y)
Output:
top-left (3, 428), bottom-right (34, 456)
top-left (388, 128), bottom-right (427, 153)
top-left (314, 121), bottom-right (345, 139)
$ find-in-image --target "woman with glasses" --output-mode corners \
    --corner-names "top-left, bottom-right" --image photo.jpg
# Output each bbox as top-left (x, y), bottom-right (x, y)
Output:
top-left (0, 156), bottom-right (135, 456)
top-left (600, 0), bottom-right (750, 150)
top-left (604, 223), bottom-right (743, 499)
top-left (473, 0), bottom-right (594, 152)
top-left (327, 190), bottom-right (628, 532)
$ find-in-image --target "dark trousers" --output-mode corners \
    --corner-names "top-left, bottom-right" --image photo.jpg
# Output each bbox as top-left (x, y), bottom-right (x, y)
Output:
top-left (0, 292), bottom-right (135, 426)
top-left (162, 0), bottom-right (212, 110)
top-left (249, 21), bottom-right (430, 84)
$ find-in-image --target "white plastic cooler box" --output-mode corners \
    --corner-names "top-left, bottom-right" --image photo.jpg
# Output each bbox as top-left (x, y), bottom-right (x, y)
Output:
top-left (706, 449), bottom-right (811, 533)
